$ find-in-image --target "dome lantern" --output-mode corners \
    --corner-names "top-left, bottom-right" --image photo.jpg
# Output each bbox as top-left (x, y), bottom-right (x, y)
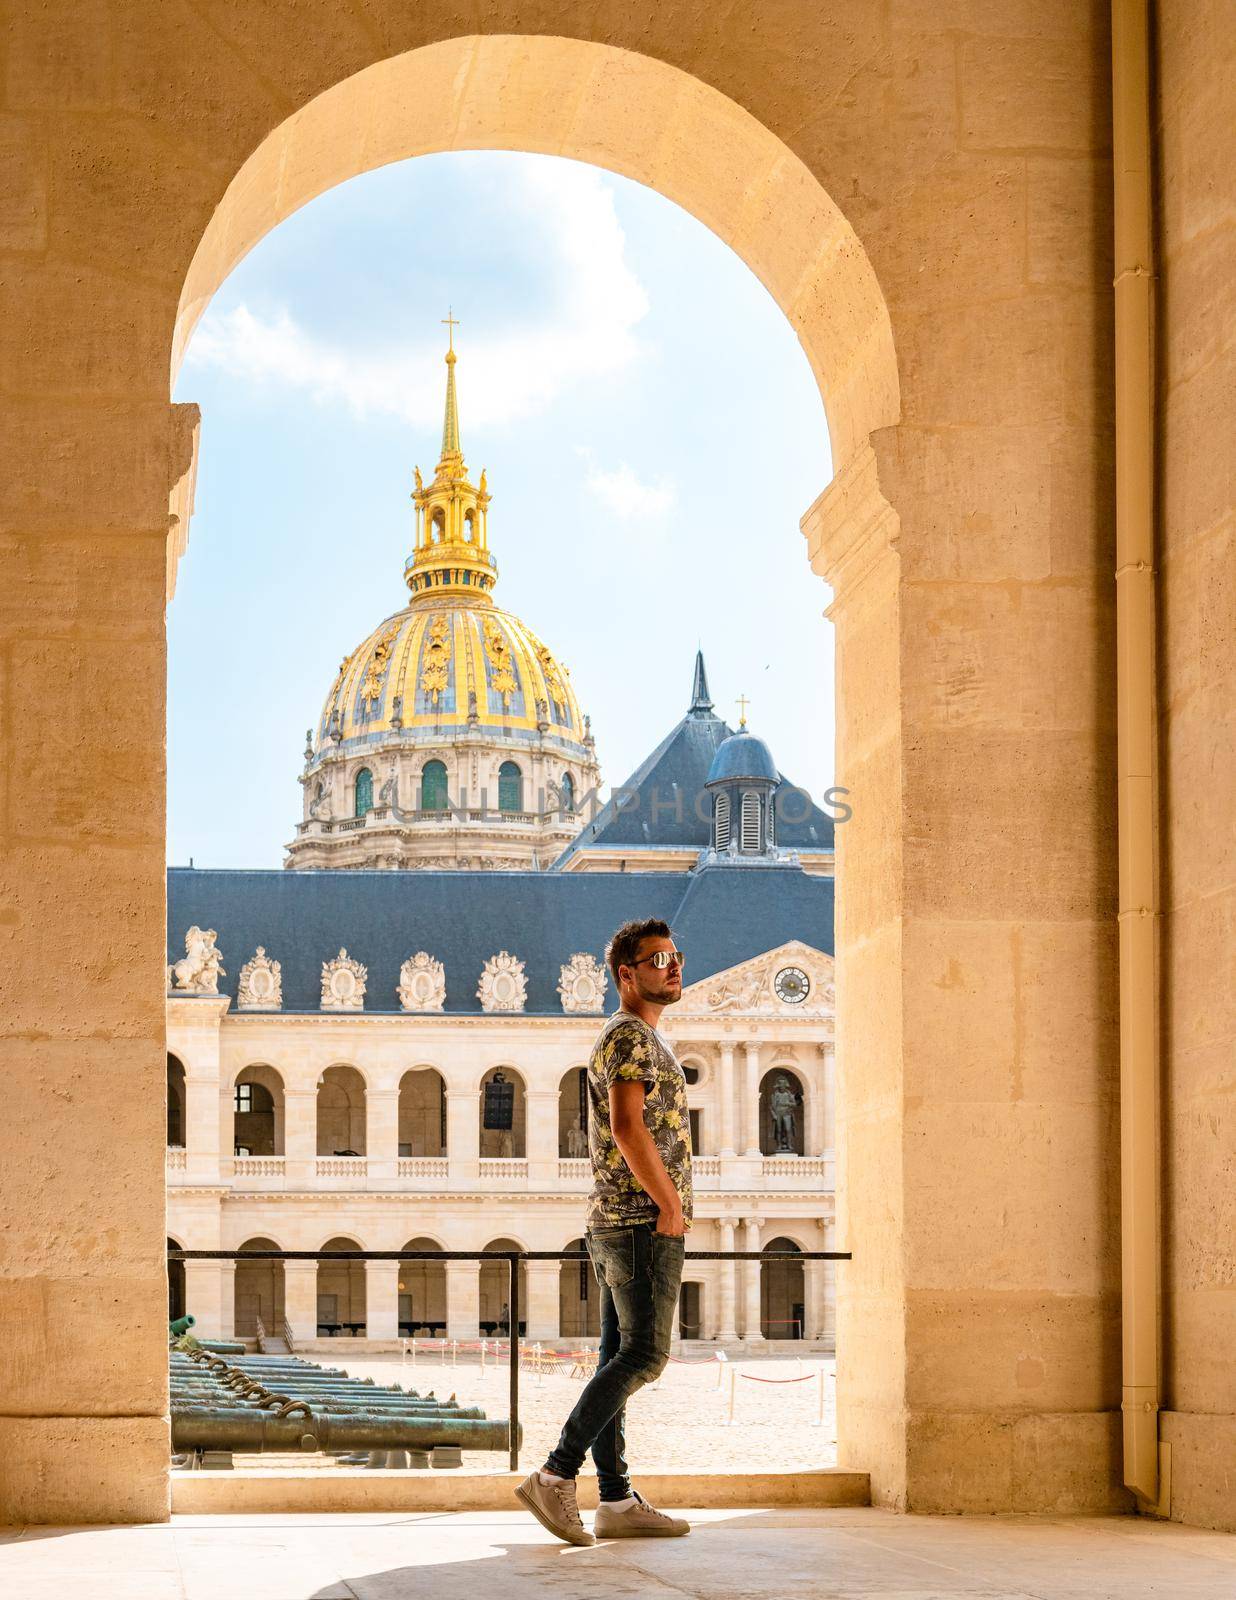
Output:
top-left (404, 322), bottom-right (497, 603)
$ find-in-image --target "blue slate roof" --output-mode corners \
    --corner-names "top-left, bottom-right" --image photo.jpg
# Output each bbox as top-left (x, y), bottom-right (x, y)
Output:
top-left (167, 864), bottom-right (833, 1016)
top-left (552, 658), bottom-right (835, 867)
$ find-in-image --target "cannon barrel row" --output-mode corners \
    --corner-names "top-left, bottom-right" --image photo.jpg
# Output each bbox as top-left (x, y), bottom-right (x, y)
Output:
top-left (171, 1407), bottom-right (516, 1453)
top-left (169, 1344), bottom-right (512, 1456)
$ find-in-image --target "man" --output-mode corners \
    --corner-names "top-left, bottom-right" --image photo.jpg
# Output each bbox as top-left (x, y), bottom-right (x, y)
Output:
top-left (515, 917), bottom-right (693, 1545)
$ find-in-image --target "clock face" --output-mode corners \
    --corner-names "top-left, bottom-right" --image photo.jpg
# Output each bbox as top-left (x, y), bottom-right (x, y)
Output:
top-left (774, 966), bottom-right (810, 1005)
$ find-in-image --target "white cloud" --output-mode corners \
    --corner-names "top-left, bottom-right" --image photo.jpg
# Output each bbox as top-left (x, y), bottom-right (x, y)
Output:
top-left (185, 159), bottom-right (650, 430)
top-left (576, 447), bottom-right (676, 519)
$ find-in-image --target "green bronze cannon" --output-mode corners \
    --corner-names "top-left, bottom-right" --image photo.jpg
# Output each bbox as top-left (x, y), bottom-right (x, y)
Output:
top-left (170, 1404), bottom-right (517, 1454)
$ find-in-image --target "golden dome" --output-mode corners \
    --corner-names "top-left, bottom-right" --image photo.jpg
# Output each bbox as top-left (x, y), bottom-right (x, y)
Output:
top-left (311, 329), bottom-right (592, 764)
top-left (314, 598), bottom-right (590, 754)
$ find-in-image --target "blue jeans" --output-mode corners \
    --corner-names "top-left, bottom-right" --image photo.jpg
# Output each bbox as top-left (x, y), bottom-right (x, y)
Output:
top-left (544, 1220), bottom-right (685, 1499)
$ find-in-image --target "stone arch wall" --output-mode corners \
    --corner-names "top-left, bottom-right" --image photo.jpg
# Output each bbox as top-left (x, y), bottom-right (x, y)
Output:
top-left (2, 0), bottom-right (1130, 1525)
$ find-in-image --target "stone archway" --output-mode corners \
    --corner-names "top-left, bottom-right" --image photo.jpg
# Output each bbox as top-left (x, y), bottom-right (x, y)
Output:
top-left (5, 4), bottom-right (1125, 1526)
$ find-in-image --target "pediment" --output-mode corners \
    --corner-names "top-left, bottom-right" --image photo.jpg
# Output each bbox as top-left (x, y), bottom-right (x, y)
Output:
top-left (679, 940), bottom-right (834, 1016)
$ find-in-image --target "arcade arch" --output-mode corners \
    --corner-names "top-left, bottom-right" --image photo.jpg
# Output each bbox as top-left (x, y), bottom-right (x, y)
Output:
top-left (398, 1068), bottom-right (446, 1158)
top-left (480, 1238), bottom-right (526, 1334)
top-left (558, 1066), bottom-right (589, 1158)
top-left (479, 1066), bottom-right (526, 1158)
top-left (166, 1056), bottom-right (185, 1148)
top-left (234, 1063), bottom-right (285, 1156)
top-left (559, 1236), bottom-right (600, 1338)
top-left (398, 1237), bottom-right (446, 1336)
top-left (167, 1236), bottom-right (186, 1322)
top-left (317, 1064), bottom-right (366, 1156)
top-left (235, 1236), bottom-right (285, 1338)
top-left (317, 1235), bottom-right (366, 1336)
top-left (761, 1236), bottom-right (805, 1340)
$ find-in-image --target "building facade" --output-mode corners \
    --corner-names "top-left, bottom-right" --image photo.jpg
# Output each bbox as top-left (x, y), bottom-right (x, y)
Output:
top-left (166, 932), bottom-right (836, 1350)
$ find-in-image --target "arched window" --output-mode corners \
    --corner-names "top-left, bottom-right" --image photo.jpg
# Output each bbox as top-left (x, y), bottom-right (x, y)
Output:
top-left (420, 759), bottom-right (448, 813)
top-left (714, 791), bottom-right (731, 850)
top-left (463, 509), bottom-right (476, 543)
top-left (354, 767), bottom-right (374, 817)
top-left (560, 772), bottom-right (576, 814)
top-left (740, 790), bottom-right (760, 852)
top-left (431, 508), bottom-right (445, 543)
top-left (498, 761), bottom-right (523, 813)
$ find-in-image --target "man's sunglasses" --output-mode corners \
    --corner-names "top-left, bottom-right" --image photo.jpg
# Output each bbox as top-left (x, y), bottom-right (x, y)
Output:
top-left (630, 949), bottom-right (685, 970)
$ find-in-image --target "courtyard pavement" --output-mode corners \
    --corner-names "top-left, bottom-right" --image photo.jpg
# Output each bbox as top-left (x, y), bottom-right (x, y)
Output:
top-left (3, 1506), bottom-right (1234, 1599)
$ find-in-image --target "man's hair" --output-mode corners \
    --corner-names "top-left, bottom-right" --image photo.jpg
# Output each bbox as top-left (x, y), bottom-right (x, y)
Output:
top-left (605, 918), bottom-right (673, 986)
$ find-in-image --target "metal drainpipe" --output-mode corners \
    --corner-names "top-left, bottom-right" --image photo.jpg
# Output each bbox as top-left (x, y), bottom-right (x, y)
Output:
top-left (1111, 0), bottom-right (1163, 1510)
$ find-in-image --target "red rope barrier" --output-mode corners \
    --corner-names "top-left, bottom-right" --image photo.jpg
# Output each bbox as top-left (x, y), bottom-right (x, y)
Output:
top-left (737, 1371), bottom-right (819, 1385)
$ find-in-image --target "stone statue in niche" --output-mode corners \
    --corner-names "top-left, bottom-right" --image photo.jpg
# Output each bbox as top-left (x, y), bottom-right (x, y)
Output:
top-left (168, 926), bottom-right (225, 994)
top-left (566, 1121), bottom-right (588, 1158)
top-left (769, 1074), bottom-right (801, 1152)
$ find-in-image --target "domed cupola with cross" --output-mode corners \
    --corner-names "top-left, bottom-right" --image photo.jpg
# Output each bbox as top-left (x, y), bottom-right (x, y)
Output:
top-left (285, 318), bottom-right (602, 871)
top-left (699, 701), bottom-right (799, 867)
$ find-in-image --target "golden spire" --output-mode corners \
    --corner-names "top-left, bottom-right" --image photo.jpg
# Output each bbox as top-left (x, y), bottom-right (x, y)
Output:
top-left (440, 310), bottom-right (461, 463)
top-left (406, 322), bottom-right (497, 604)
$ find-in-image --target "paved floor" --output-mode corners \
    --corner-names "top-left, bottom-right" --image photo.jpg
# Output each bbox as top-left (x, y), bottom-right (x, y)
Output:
top-left (3, 1507), bottom-right (1234, 1599)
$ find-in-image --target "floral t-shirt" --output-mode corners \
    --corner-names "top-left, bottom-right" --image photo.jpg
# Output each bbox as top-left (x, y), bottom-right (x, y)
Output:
top-left (585, 1010), bottom-right (694, 1233)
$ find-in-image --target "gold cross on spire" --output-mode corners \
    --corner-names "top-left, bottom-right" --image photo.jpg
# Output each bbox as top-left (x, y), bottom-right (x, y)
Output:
top-left (442, 308), bottom-right (459, 354)
top-left (736, 694), bottom-right (750, 729)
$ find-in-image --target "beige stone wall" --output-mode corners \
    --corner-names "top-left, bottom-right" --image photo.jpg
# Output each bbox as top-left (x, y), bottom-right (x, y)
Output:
top-left (2, 0), bottom-right (1228, 1526)
top-left (1155, 0), bottom-right (1236, 1535)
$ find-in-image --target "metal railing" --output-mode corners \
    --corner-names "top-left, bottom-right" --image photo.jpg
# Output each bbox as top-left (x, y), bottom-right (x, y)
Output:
top-left (170, 1244), bottom-right (849, 1472)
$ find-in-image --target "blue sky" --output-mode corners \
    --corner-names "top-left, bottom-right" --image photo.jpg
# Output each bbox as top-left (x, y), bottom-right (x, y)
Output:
top-left (170, 152), bottom-right (834, 867)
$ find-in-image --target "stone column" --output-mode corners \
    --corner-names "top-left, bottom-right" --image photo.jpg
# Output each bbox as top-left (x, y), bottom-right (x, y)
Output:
top-left (283, 1260), bottom-right (320, 1346)
top-left (525, 1260), bottom-right (561, 1342)
top-left (716, 1217), bottom-right (738, 1340)
top-left (365, 1259), bottom-right (401, 1340)
top-left (446, 1088), bottom-right (480, 1187)
top-left (183, 1261), bottom-right (229, 1337)
top-left (445, 1260), bottom-right (480, 1340)
top-left (822, 1042), bottom-right (836, 1155)
top-left (718, 1042), bottom-right (736, 1156)
top-left (283, 1084), bottom-right (318, 1187)
top-left (742, 1216), bottom-right (764, 1341)
top-left (525, 1089), bottom-right (561, 1187)
top-left (821, 1221), bottom-right (837, 1352)
top-left (743, 1042), bottom-right (762, 1157)
top-left (366, 1086), bottom-right (400, 1187)
top-left (184, 1065), bottom-right (223, 1186)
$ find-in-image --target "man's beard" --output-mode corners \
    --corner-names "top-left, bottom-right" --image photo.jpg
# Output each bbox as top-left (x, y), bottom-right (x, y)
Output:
top-left (635, 975), bottom-right (681, 1006)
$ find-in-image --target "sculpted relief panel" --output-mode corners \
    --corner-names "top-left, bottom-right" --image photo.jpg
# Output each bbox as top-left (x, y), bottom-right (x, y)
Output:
top-left (399, 951), bottom-right (446, 1012)
top-left (478, 951), bottom-right (527, 1013)
top-left (321, 948), bottom-right (367, 1010)
top-left (558, 952), bottom-right (607, 1014)
top-left (237, 947), bottom-right (282, 1010)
